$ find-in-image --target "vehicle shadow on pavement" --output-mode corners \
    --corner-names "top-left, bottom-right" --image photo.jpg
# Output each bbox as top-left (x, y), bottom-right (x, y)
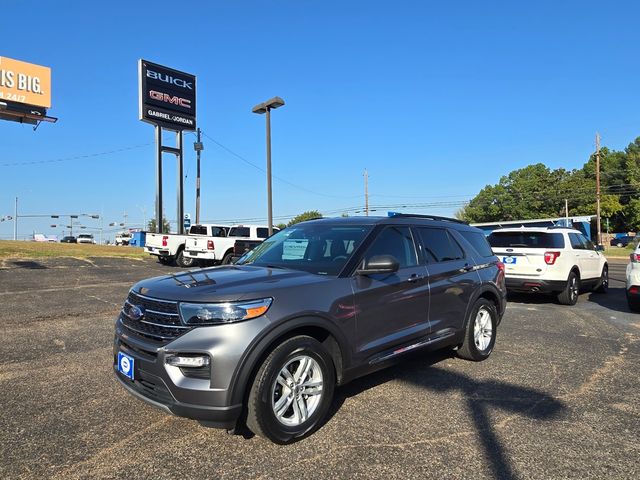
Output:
top-left (7, 260), bottom-right (48, 269)
top-left (330, 350), bottom-right (567, 480)
top-left (587, 287), bottom-right (631, 314)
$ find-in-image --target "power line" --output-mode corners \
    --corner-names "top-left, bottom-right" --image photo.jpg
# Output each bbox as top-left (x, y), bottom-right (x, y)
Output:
top-left (201, 131), bottom-right (362, 199)
top-left (0, 143), bottom-right (153, 167)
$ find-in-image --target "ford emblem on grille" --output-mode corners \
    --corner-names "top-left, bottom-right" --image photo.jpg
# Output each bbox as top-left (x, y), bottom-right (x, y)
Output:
top-left (129, 305), bottom-right (145, 320)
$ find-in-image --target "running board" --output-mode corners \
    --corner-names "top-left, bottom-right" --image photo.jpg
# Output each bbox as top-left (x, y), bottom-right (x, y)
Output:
top-left (369, 329), bottom-right (457, 365)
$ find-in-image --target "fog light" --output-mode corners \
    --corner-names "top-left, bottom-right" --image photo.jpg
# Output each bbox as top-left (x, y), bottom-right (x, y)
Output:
top-left (166, 355), bottom-right (210, 368)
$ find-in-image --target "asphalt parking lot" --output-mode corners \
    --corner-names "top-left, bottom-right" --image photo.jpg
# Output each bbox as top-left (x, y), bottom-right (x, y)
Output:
top-left (1, 257), bottom-right (638, 480)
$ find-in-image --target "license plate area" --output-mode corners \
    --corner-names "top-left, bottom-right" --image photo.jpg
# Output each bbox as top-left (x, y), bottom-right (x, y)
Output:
top-left (117, 351), bottom-right (135, 380)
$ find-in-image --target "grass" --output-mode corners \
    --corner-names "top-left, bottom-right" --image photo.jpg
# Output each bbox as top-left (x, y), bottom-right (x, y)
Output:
top-left (603, 245), bottom-right (634, 259)
top-left (0, 240), bottom-right (148, 260)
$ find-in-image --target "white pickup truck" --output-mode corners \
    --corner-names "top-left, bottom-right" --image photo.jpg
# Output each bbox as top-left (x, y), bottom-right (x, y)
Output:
top-left (145, 224), bottom-right (229, 267)
top-left (184, 224), bottom-right (275, 265)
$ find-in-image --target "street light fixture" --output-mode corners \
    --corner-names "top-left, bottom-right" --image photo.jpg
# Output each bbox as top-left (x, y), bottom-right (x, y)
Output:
top-left (252, 96), bottom-right (285, 236)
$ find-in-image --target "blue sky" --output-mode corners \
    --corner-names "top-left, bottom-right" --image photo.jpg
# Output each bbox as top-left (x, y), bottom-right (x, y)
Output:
top-left (1, 0), bottom-right (639, 240)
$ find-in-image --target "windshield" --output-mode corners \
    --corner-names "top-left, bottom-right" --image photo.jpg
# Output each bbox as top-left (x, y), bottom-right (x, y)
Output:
top-left (236, 224), bottom-right (372, 275)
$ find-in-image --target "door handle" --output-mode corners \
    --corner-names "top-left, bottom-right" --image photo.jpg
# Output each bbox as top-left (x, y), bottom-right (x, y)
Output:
top-left (407, 273), bottom-right (425, 283)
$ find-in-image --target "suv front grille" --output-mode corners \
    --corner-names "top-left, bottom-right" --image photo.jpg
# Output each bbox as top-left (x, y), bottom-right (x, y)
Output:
top-left (121, 291), bottom-right (191, 342)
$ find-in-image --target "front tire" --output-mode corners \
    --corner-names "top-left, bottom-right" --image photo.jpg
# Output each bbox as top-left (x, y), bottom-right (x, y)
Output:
top-left (246, 336), bottom-right (335, 444)
top-left (558, 271), bottom-right (580, 305)
top-left (457, 298), bottom-right (497, 361)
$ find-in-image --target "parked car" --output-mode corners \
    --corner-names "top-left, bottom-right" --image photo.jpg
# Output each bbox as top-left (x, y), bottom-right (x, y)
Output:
top-left (115, 232), bottom-right (132, 246)
top-left (625, 244), bottom-right (640, 311)
top-left (184, 224), bottom-right (276, 266)
top-left (114, 214), bottom-right (506, 443)
top-left (60, 236), bottom-right (77, 243)
top-left (77, 234), bottom-right (95, 244)
top-left (145, 224), bottom-right (229, 267)
top-left (610, 235), bottom-right (636, 248)
top-left (488, 227), bottom-right (608, 305)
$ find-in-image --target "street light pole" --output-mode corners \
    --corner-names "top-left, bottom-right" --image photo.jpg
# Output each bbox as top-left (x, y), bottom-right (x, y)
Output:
top-left (265, 107), bottom-right (273, 235)
top-left (252, 96), bottom-right (285, 236)
top-left (194, 128), bottom-right (203, 225)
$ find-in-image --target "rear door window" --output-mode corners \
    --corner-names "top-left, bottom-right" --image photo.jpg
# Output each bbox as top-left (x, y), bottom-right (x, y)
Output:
top-left (417, 228), bottom-right (465, 262)
top-left (568, 233), bottom-right (586, 250)
top-left (460, 231), bottom-right (494, 257)
top-left (257, 228), bottom-right (269, 239)
top-left (189, 225), bottom-right (208, 236)
top-left (488, 232), bottom-right (565, 249)
top-left (229, 227), bottom-right (250, 237)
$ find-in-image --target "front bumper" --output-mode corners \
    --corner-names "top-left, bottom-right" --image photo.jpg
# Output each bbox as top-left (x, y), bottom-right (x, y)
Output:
top-left (113, 320), bottom-right (243, 429)
top-left (113, 368), bottom-right (241, 428)
top-left (505, 277), bottom-right (567, 293)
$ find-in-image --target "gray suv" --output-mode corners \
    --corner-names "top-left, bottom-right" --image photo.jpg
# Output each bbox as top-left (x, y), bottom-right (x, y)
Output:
top-left (114, 214), bottom-right (506, 443)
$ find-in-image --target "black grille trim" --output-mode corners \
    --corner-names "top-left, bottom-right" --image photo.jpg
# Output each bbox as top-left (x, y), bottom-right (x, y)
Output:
top-left (121, 291), bottom-right (192, 343)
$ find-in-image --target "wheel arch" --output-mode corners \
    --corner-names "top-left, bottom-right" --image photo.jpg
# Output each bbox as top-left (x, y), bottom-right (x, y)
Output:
top-left (462, 285), bottom-right (503, 329)
top-left (227, 316), bottom-right (349, 407)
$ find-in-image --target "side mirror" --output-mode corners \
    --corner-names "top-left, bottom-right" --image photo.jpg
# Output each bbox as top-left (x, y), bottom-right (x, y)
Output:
top-left (595, 244), bottom-right (605, 252)
top-left (356, 254), bottom-right (400, 275)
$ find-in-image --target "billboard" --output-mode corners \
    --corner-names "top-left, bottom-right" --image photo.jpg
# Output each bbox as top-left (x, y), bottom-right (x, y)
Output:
top-left (138, 59), bottom-right (196, 131)
top-left (0, 56), bottom-right (51, 108)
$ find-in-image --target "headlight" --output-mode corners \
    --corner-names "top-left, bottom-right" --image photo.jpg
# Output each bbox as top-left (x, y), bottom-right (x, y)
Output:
top-left (179, 298), bottom-right (273, 325)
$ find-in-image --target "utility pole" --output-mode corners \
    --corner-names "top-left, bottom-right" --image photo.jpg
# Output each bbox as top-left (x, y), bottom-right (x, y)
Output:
top-left (364, 169), bottom-right (369, 216)
top-left (194, 128), bottom-right (203, 225)
top-left (13, 197), bottom-right (17, 241)
top-left (595, 132), bottom-right (602, 246)
top-left (565, 198), bottom-right (569, 226)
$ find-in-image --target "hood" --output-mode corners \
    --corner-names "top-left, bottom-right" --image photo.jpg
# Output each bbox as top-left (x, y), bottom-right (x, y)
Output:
top-left (132, 265), bottom-right (331, 302)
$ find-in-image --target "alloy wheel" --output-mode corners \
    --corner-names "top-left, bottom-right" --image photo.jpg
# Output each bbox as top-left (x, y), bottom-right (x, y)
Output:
top-left (473, 307), bottom-right (493, 352)
top-left (271, 355), bottom-right (324, 426)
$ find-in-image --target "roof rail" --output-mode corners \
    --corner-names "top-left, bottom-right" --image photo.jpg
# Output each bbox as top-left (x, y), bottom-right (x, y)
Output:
top-left (387, 212), bottom-right (468, 225)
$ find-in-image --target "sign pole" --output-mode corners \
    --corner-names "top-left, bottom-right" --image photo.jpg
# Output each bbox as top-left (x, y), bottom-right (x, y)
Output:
top-left (177, 131), bottom-right (184, 235)
top-left (155, 125), bottom-right (163, 233)
top-left (13, 196), bottom-right (17, 241)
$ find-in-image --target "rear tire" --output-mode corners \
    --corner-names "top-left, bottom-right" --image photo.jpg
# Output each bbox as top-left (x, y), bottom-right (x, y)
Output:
top-left (558, 271), bottom-right (580, 305)
top-left (175, 249), bottom-right (195, 268)
top-left (246, 336), bottom-right (335, 444)
top-left (595, 265), bottom-right (608, 293)
top-left (628, 295), bottom-right (640, 312)
top-left (457, 298), bottom-right (497, 361)
top-left (158, 256), bottom-right (173, 266)
top-left (221, 251), bottom-right (234, 265)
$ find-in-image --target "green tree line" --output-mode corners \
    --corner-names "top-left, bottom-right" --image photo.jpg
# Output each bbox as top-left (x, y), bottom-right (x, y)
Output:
top-left (458, 136), bottom-right (640, 232)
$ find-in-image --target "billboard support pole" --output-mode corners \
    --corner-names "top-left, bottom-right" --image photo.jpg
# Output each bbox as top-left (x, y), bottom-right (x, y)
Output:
top-left (155, 126), bottom-right (163, 234)
top-left (176, 131), bottom-right (184, 235)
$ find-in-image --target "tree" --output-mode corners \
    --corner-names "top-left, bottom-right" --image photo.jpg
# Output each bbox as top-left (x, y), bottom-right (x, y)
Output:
top-left (147, 217), bottom-right (171, 233)
top-left (275, 223), bottom-right (287, 230)
top-left (287, 210), bottom-right (323, 227)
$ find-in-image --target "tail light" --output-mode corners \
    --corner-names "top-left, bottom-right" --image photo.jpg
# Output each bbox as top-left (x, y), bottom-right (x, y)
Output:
top-left (544, 251), bottom-right (561, 265)
top-left (629, 286), bottom-right (639, 295)
top-left (496, 261), bottom-right (505, 273)
top-left (207, 240), bottom-right (214, 250)
top-left (162, 235), bottom-right (168, 247)
top-left (630, 253), bottom-right (640, 262)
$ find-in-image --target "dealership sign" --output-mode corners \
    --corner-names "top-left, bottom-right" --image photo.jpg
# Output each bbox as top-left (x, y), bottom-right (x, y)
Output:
top-left (138, 59), bottom-right (196, 131)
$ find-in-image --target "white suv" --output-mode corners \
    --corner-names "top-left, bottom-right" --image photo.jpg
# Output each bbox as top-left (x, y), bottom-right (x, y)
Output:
top-left (626, 244), bottom-right (640, 311)
top-left (488, 227), bottom-right (608, 305)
